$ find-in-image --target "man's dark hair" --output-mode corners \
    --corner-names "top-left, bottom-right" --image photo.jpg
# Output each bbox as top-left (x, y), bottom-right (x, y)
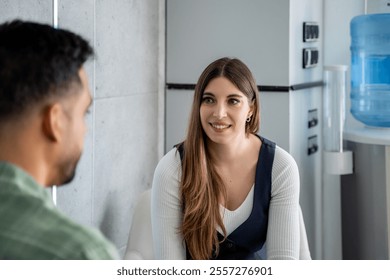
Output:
top-left (0, 20), bottom-right (93, 121)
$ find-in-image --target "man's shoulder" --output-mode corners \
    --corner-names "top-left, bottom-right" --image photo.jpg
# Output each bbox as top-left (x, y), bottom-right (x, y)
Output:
top-left (0, 192), bottom-right (118, 260)
top-left (41, 208), bottom-right (119, 259)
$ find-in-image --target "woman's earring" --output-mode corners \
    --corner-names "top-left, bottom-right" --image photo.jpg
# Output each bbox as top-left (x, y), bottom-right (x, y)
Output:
top-left (246, 116), bottom-right (251, 123)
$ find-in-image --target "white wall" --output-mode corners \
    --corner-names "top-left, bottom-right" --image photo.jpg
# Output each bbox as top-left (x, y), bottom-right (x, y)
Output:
top-left (0, 0), bottom-right (165, 257)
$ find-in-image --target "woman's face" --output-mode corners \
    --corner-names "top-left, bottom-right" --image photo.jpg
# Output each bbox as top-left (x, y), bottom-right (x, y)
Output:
top-left (200, 76), bottom-right (253, 145)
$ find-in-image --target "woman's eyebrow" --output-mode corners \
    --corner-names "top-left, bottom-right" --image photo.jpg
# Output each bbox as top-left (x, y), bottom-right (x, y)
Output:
top-left (227, 94), bottom-right (244, 98)
top-left (202, 92), bottom-right (244, 98)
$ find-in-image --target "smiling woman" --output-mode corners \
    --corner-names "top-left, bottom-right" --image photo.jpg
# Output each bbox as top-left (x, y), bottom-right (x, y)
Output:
top-left (200, 77), bottom-right (254, 146)
top-left (151, 57), bottom-right (308, 260)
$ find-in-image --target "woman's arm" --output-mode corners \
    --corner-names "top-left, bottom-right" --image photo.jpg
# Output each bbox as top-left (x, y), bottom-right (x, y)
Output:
top-left (151, 149), bottom-right (186, 259)
top-left (266, 146), bottom-right (300, 260)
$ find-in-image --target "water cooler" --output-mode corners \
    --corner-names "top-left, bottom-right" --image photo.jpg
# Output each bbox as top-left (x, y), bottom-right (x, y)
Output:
top-left (340, 13), bottom-right (390, 259)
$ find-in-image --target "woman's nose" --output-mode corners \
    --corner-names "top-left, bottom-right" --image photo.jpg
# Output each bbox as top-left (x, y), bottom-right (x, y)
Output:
top-left (213, 103), bottom-right (227, 119)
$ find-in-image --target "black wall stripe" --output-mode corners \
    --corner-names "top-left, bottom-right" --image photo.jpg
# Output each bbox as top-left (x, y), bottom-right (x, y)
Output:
top-left (166, 81), bottom-right (323, 92)
top-left (166, 83), bottom-right (195, 90)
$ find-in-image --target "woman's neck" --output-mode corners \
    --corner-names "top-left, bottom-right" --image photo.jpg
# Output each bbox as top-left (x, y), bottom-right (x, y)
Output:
top-left (207, 133), bottom-right (254, 165)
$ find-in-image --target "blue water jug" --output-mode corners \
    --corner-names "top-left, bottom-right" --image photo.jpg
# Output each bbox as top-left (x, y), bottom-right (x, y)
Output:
top-left (350, 13), bottom-right (390, 127)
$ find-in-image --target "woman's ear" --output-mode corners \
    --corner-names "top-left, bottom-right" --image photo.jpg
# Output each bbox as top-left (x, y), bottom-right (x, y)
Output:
top-left (42, 103), bottom-right (63, 142)
top-left (248, 105), bottom-right (254, 119)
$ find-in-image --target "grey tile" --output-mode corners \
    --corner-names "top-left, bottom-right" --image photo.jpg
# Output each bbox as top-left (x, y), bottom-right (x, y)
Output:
top-left (93, 93), bottom-right (159, 249)
top-left (55, 0), bottom-right (96, 228)
top-left (57, 0), bottom-right (94, 43)
top-left (95, 0), bottom-right (159, 98)
top-left (0, 0), bottom-right (52, 24)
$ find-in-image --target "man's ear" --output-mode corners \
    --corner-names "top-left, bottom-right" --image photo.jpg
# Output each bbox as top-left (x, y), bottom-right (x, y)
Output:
top-left (42, 103), bottom-right (63, 142)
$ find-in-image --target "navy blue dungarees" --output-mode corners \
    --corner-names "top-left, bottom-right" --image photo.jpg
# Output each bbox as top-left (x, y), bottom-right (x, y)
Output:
top-left (176, 136), bottom-right (275, 260)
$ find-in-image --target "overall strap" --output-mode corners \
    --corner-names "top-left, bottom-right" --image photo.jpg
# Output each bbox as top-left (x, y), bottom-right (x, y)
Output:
top-left (214, 136), bottom-right (275, 259)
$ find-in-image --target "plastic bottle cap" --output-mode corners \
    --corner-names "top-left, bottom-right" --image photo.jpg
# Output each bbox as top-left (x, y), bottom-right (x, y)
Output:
top-left (324, 65), bottom-right (348, 72)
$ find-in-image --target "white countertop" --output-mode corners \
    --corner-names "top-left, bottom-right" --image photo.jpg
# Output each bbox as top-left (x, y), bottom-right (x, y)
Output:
top-left (343, 122), bottom-right (390, 145)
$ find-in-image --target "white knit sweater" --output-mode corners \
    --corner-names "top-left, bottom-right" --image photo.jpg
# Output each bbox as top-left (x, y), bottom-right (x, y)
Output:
top-left (151, 145), bottom-right (300, 260)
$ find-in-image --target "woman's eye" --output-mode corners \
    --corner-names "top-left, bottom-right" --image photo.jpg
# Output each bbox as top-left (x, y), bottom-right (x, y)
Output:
top-left (229, 99), bottom-right (240, 105)
top-left (202, 97), bottom-right (214, 104)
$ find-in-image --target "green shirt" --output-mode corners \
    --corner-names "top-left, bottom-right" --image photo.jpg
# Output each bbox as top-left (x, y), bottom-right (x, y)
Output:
top-left (0, 162), bottom-right (119, 260)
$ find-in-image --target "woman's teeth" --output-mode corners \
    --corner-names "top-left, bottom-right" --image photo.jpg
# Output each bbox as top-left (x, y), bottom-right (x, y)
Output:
top-left (212, 124), bottom-right (229, 129)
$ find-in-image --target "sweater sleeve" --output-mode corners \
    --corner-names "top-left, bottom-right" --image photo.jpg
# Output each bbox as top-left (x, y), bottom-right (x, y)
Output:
top-left (266, 146), bottom-right (300, 260)
top-left (151, 148), bottom-right (186, 259)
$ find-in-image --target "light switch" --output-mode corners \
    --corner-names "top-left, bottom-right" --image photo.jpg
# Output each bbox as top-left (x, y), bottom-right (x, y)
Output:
top-left (303, 22), bottom-right (319, 42)
top-left (302, 48), bottom-right (319, 68)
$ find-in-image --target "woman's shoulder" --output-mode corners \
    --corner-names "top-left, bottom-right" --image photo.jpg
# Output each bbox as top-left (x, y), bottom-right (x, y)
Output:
top-left (154, 147), bottom-right (182, 179)
top-left (256, 135), bottom-right (296, 168)
top-left (270, 145), bottom-right (300, 195)
top-left (161, 147), bottom-right (181, 162)
top-left (272, 145), bottom-right (299, 177)
top-left (274, 145), bottom-right (298, 168)
top-left (152, 147), bottom-right (182, 201)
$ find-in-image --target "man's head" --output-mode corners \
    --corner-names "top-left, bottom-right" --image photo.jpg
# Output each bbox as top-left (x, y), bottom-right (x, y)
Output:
top-left (0, 20), bottom-right (94, 186)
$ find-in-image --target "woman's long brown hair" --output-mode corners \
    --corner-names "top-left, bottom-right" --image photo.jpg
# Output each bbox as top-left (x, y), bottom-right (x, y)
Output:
top-left (180, 57), bottom-right (260, 259)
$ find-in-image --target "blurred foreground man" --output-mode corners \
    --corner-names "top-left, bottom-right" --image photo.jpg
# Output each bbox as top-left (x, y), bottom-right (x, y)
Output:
top-left (0, 20), bottom-right (118, 259)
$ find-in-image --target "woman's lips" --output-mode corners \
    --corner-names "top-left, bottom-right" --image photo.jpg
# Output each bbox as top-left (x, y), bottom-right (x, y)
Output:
top-left (210, 122), bottom-right (231, 130)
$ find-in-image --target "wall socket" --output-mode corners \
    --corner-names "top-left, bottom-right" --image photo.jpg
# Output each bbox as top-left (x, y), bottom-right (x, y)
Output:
top-left (308, 135), bottom-right (318, 155)
top-left (308, 109), bottom-right (318, 128)
top-left (303, 22), bottom-right (319, 42)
